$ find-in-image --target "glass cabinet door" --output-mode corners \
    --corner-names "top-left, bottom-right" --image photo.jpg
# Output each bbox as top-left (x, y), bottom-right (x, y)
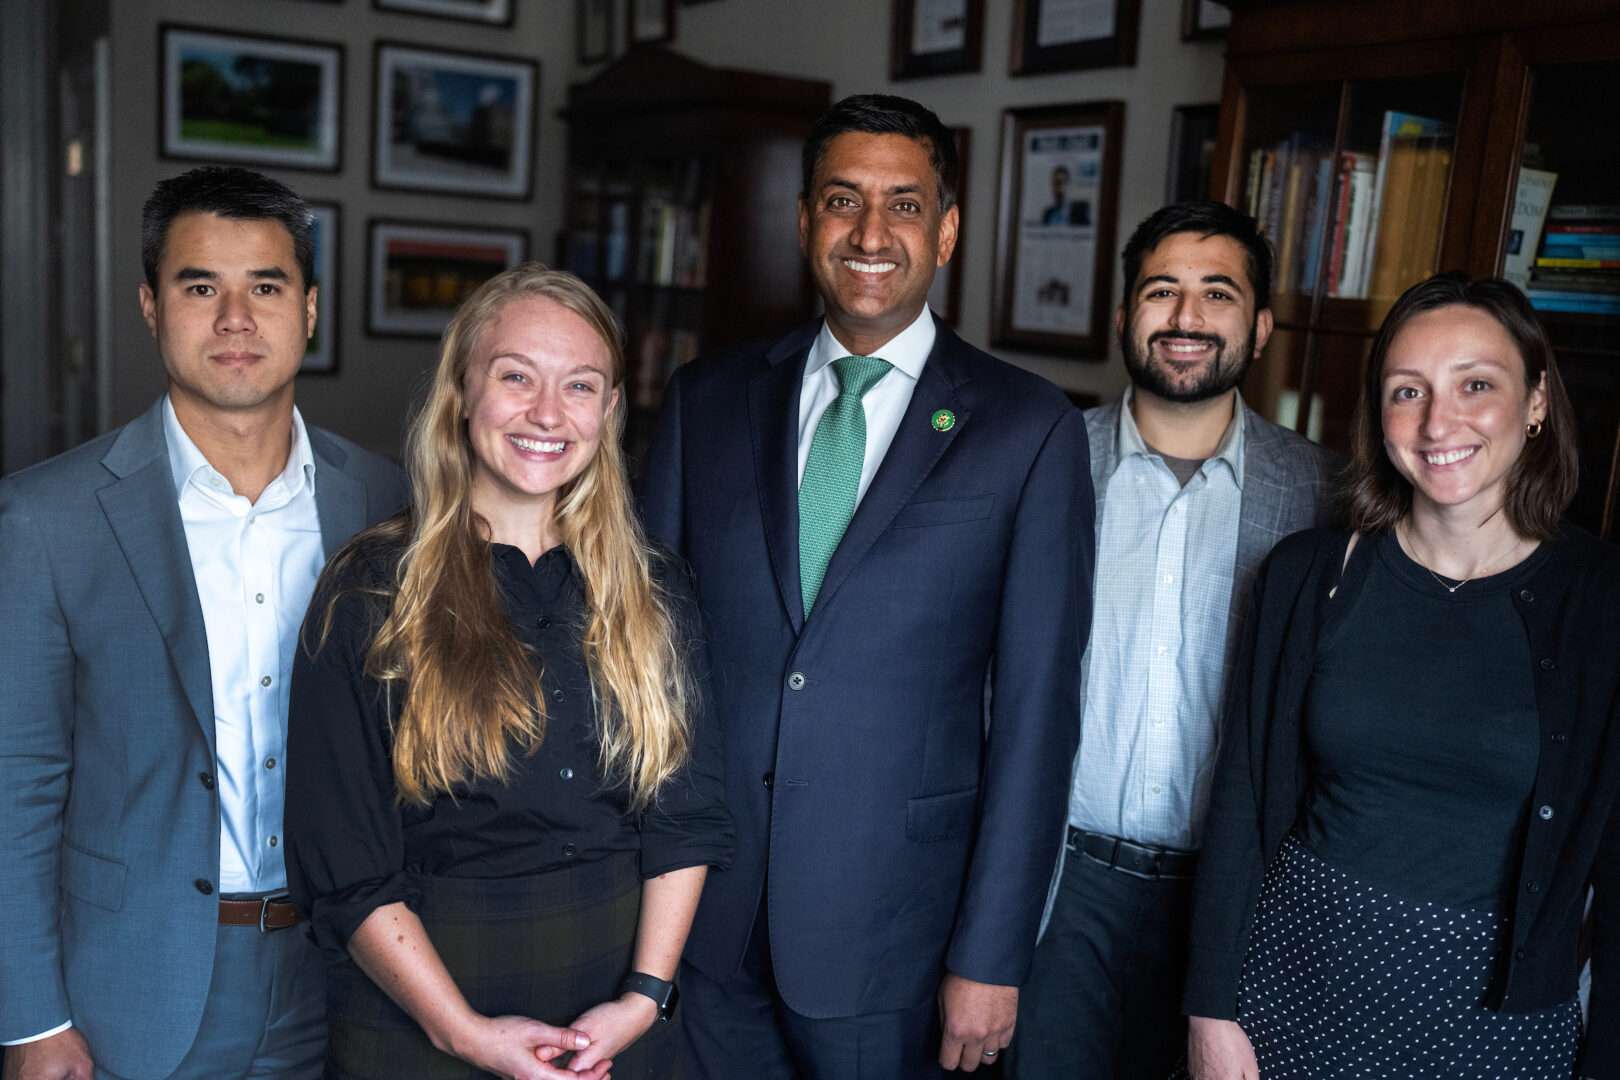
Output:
top-left (1507, 55), bottom-right (1620, 534)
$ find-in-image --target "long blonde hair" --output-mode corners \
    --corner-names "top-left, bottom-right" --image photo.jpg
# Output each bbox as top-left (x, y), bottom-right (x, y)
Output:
top-left (343, 264), bottom-right (692, 809)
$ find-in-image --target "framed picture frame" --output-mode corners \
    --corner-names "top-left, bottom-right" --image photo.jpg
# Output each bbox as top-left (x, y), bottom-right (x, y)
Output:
top-left (628, 0), bottom-right (676, 47)
top-left (927, 126), bottom-right (972, 326)
top-left (1180, 0), bottom-right (1231, 41)
top-left (890, 0), bottom-right (984, 81)
top-left (991, 101), bottom-right (1123, 358)
top-left (366, 219), bottom-right (529, 338)
top-left (372, 42), bottom-right (538, 200)
top-left (1009, 0), bottom-right (1140, 75)
top-left (159, 25), bottom-right (342, 172)
top-left (373, 0), bottom-right (514, 24)
top-left (302, 202), bottom-right (341, 373)
top-left (577, 0), bottom-right (615, 63)
top-left (1166, 103), bottom-right (1221, 204)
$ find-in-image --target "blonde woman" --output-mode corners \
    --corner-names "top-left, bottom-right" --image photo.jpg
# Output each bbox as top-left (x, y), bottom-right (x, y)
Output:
top-left (286, 265), bottom-right (733, 1080)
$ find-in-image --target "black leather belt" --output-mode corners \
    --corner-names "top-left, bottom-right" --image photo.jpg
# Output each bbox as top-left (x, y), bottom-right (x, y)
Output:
top-left (1068, 827), bottom-right (1198, 881)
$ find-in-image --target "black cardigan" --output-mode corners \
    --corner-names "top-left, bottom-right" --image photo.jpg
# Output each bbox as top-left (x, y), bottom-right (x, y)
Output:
top-left (1182, 525), bottom-right (1620, 1076)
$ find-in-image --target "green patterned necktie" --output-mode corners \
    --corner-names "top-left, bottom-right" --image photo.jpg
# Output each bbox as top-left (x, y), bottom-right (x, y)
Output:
top-left (798, 354), bottom-right (892, 616)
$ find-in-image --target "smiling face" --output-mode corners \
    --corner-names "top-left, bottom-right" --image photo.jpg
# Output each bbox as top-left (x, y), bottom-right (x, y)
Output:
top-left (138, 211), bottom-right (315, 419)
top-left (462, 294), bottom-right (620, 534)
top-left (1380, 303), bottom-right (1548, 522)
top-left (1117, 230), bottom-right (1272, 405)
top-left (799, 131), bottom-right (959, 356)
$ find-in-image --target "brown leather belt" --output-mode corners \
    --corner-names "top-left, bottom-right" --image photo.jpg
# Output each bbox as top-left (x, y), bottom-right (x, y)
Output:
top-left (219, 895), bottom-right (302, 932)
top-left (1068, 827), bottom-right (1199, 881)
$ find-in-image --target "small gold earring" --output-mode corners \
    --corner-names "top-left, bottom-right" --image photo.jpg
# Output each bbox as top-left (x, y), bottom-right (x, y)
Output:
top-left (1526, 420), bottom-right (1544, 440)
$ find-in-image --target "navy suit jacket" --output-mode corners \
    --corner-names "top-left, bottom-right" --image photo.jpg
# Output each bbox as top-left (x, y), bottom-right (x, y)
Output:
top-left (639, 315), bottom-right (1093, 1019)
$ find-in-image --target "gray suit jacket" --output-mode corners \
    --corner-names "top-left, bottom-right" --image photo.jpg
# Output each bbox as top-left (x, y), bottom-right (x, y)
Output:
top-left (1038, 395), bottom-right (1340, 936)
top-left (0, 399), bottom-right (405, 1078)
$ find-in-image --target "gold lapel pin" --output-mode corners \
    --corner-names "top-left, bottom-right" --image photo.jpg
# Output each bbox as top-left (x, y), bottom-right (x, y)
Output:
top-left (931, 409), bottom-right (956, 432)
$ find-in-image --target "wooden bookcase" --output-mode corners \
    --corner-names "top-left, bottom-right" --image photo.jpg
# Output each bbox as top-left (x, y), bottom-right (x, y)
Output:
top-left (1214, 0), bottom-right (1620, 538)
top-left (558, 47), bottom-right (830, 463)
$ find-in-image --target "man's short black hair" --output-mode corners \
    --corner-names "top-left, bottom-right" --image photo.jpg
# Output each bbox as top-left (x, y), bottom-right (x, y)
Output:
top-left (141, 166), bottom-right (315, 290)
top-left (801, 93), bottom-right (959, 212)
top-left (1120, 200), bottom-right (1273, 311)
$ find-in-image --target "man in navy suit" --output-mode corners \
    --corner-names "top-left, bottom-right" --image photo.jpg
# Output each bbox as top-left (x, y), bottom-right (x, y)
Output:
top-left (640, 94), bottom-right (1093, 1078)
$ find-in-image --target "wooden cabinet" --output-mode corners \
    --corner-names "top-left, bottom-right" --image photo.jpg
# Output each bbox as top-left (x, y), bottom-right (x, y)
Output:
top-left (1213, 0), bottom-right (1620, 537)
top-left (559, 47), bottom-right (830, 462)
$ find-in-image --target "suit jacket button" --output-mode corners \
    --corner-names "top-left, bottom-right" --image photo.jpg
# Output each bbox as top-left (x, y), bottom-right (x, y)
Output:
top-left (199, 773), bottom-right (215, 790)
top-left (562, 843), bottom-right (577, 859)
top-left (763, 772), bottom-right (774, 789)
top-left (787, 672), bottom-right (806, 691)
top-left (194, 879), bottom-right (214, 896)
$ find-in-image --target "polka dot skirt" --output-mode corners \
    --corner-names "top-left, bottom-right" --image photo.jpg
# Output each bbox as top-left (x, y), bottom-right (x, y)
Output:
top-left (1228, 834), bottom-right (1581, 1079)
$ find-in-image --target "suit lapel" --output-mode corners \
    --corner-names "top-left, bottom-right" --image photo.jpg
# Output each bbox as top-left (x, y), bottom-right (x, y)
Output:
top-left (812, 325), bottom-right (970, 616)
top-left (307, 427), bottom-right (366, 558)
top-left (749, 323), bottom-right (818, 634)
top-left (97, 403), bottom-right (216, 753)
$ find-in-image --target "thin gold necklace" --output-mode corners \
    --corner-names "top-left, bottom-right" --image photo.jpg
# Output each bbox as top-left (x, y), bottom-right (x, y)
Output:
top-left (1399, 523), bottom-right (1527, 595)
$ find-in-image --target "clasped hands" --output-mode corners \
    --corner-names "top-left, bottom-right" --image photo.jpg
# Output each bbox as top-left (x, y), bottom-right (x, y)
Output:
top-left (447, 990), bottom-right (658, 1080)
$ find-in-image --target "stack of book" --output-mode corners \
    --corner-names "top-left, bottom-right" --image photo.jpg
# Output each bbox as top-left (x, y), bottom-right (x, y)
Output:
top-left (1526, 206), bottom-right (1620, 316)
top-left (1243, 111), bottom-right (1455, 300)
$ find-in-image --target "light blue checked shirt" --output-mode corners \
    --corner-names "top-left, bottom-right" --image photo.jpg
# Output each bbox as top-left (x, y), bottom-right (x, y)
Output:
top-left (1068, 389), bottom-right (1244, 851)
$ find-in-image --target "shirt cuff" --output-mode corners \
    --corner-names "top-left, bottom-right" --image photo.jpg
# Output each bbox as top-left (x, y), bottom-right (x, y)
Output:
top-left (1, 1020), bottom-right (73, 1046)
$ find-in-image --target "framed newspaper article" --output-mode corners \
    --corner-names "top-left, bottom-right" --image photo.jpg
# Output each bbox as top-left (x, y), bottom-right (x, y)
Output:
top-left (992, 101), bottom-right (1123, 357)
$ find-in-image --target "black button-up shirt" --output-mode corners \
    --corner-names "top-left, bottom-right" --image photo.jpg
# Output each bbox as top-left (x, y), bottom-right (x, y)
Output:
top-left (286, 535), bottom-right (734, 953)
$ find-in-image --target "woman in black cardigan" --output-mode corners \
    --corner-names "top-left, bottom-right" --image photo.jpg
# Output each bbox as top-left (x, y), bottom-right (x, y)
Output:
top-left (1183, 274), bottom-right (1620, 1079)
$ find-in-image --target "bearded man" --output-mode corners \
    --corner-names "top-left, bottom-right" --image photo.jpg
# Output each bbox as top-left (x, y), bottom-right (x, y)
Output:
top-left (1006, 201), bottom-right (1341, 1079)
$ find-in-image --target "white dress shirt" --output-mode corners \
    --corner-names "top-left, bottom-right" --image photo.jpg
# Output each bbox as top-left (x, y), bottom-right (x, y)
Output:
top-left (1069, 389), bottom-right (1245, 851)
top-left (796, 305), bottom-right (936, 506)
top-left (164, 396), bottom-right (326, 895)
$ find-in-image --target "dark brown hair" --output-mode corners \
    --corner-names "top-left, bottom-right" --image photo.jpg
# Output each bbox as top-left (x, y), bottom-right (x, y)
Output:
top-left (1344, 272), bottom-right (1578, 539)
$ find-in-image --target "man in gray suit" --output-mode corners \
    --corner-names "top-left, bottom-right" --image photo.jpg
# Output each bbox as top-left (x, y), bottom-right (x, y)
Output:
top-left (0, 166), bottom-right (405, 1080)
top-left (1007, 202), bottom-right (1340, 1078)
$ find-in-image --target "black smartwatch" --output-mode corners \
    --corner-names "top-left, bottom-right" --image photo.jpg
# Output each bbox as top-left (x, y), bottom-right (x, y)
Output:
top-left (619, 971), bottom-right (679, 1021)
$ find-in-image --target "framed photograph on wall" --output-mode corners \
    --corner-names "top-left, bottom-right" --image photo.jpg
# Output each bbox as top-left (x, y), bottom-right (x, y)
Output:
top-left (366, 219), bottom-right (529, 338)
top-left (373, 0), bottom-right (514, 24)
top-left (160, 25), bottom-right (342, 171)
top-left (628, 0), bottom-right (675, 46)
top-left (1009, 0), bottom-right (1140, 75)
top-left (992, 101), bottom-right (1123, 357)
top-left (1180, 0), bottom-right (1231, 41)
top-left (1166, 103), bottom-right (1220, 203)
top-left (927, 126), bottom-right (972, 326)
top-left (890, 0), bottom-right (984, 80)
top-left (577, 0), bottom-right (615, 63)
top-left (302, 202), bottom-right (341, 373)
top-left (372, 42), bottom-right (538, 200)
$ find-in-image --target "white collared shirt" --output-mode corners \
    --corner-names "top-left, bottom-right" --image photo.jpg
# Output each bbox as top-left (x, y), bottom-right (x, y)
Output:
top-left (163, 395), bottom-right (326, 895)
top-left (1069, 388), bottom-right (1246, 850)
top-left (796, 305), bottom-right (936, 506)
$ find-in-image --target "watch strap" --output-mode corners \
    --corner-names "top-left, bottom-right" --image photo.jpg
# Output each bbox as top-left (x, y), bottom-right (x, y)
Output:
top-left (619, 971), bottom-right (678, 1020)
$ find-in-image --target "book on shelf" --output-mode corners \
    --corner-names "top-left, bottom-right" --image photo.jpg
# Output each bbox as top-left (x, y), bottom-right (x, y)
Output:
top-left (1332, 152), bottom-right (1377, 298)
top-left (1538, 238), bottom-right (1620, 259)
top-left (1546, 204), bottom-right (1620, 220)
top-left (1525, 204), bottom-right (1620, 316)
top-left (1363, 111), bottom-right (1455, 299)
top-left (1535, 257), bottom-right (1620, 269)
top-left (1502, 167), bottom-right (1557, 290)
top-left (1524, 290), bottom-right (1620, 314)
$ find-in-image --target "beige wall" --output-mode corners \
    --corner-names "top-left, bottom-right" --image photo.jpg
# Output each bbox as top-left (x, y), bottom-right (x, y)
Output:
top-left (105, 0), bottom-right (1224, 455)
top-left (105, 0), bottom-right (577, 454)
